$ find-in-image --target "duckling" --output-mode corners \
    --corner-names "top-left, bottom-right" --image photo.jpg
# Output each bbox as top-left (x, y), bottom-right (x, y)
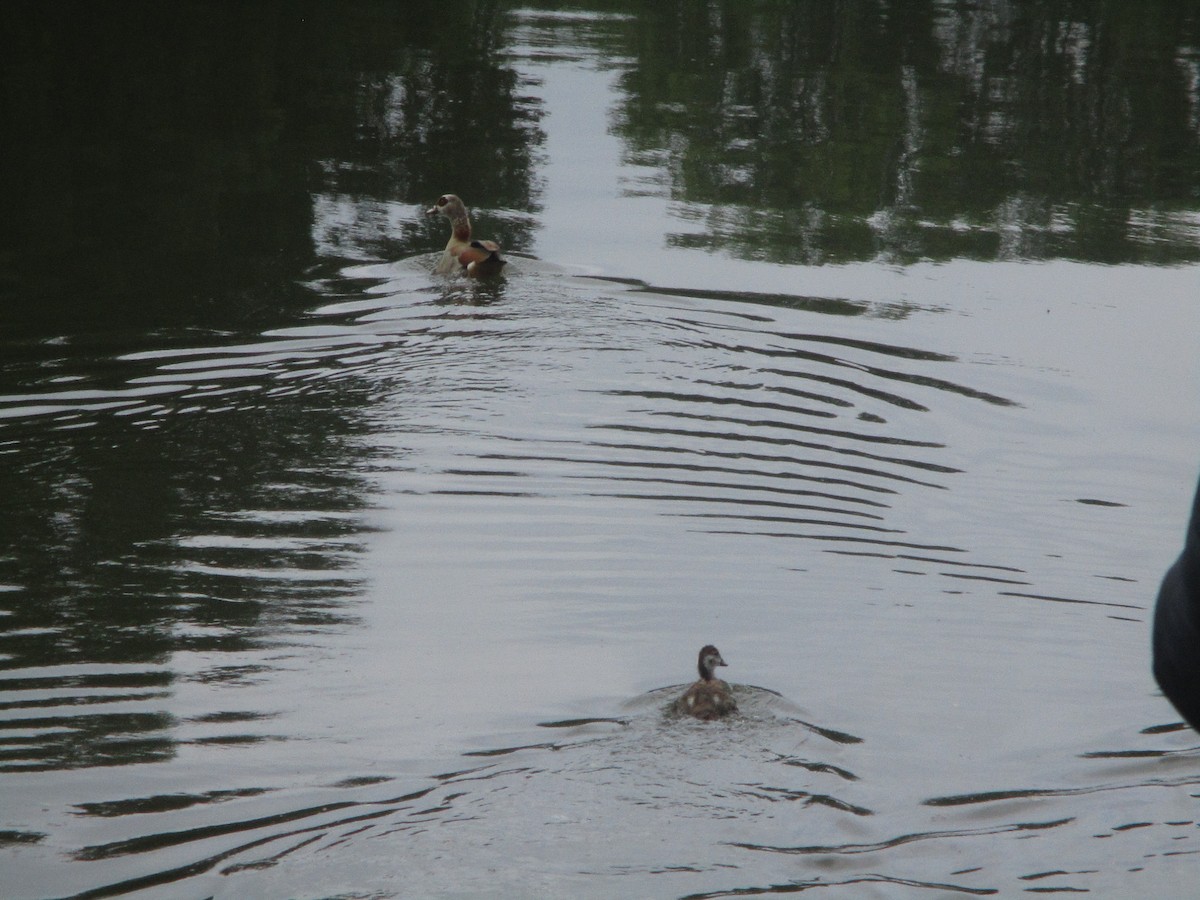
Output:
top-left (673, 644), bottom-right (737, 720)
top-left (425, 194), bottom-right (507, 277)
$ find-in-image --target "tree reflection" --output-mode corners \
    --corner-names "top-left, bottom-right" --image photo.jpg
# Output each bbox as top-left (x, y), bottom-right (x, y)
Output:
top-left (611, 0), bottom-right (1200, 264)
top-left (0, 1), bottom-right (543, 337)
top-left (0, 0), bottom-right (546, 773)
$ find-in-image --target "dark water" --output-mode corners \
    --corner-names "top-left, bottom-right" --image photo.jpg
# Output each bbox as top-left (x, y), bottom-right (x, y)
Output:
top-left (2, 3), bottom-right (1199, 897)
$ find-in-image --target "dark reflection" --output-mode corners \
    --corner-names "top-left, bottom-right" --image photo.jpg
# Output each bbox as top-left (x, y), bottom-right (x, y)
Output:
top-left (1, 403), bottom-right (372, 656)
top-left (0, 395), bottom-right (375, 770)
top-left (678, 874), bottom-right (1001, 898)
top-left (0, 712), bottom-right (176, 772)
top-left (728, 815), bottom-right (1072, 854)
top-left (0, 0), bottom-right (543, 340)
top-left (924, 774), bottom-right (1200, 807)
top-left (771, 754), bottom-right (859, 780)
top-left (0, 0), bottom-right (549, 765)
top-left (75, 788), bottom-right (273, 819)
top-left (611, 0), bottom-right (1200, 264)
top-left (0, 830), bottom-right (45, 847)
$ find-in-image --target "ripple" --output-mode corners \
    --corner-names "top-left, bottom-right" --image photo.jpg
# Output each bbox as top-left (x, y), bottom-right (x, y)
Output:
top-left (729, 816), bottom-right (1074, 855)
top-left (679, 873), bottom-right (1001, 898)
top-left (924, 775), bottom-right (1200, 808)
top-left (74, 788), bottom-right (274, 818)
top-left (0, 256), bottom-right (1179, 897)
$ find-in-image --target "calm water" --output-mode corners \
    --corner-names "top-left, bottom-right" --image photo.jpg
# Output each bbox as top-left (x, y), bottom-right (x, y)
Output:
top-left (3, 3), bottom-right (1200, 897)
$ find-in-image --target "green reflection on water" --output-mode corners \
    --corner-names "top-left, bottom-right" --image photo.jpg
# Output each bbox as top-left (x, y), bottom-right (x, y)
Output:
top-left (0, 1), bottom-right (544, 337)
top-left (1, 1), bottom-right (1195, 342)
top-left (610, 0), bottom-right (1200, 264)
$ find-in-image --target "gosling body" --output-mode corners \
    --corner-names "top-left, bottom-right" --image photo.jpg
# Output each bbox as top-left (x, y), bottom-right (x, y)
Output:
top-left (674, 644), bottom-right (737, 721)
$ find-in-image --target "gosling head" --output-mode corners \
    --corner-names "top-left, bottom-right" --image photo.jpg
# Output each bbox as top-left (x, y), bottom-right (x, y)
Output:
top-left (697, 644), bottom-right (728, 682)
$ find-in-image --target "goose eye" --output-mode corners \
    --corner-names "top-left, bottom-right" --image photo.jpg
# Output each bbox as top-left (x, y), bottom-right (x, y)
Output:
top-left (437, 196), bottom-right (449, 206)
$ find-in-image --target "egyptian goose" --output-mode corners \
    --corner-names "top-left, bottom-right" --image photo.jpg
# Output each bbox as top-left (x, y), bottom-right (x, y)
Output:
top-left (425, 194), bottom-right (507, 277)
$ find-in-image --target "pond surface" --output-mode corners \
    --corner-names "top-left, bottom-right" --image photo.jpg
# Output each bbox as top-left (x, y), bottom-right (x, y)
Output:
top-left (2, 3), bottom-right (1200, 898)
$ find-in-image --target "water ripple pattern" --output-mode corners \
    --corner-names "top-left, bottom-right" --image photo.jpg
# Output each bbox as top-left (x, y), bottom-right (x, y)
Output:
top-left (0, 259), bottom-right (1195, 898)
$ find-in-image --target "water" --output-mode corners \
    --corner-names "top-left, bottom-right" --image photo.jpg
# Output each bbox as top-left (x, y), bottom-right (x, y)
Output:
top-left (2, 3), bottom-right (1199, 897)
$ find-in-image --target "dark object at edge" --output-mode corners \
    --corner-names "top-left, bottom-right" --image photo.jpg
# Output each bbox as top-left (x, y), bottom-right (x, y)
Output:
top-left (1153, 475), bottom-right (1200, 732)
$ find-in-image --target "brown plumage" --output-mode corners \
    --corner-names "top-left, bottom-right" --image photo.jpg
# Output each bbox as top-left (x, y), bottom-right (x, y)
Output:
top-left (425, 194), bottom-right (507, 278)
top-left (673, 644), bottom-right (737, 721)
